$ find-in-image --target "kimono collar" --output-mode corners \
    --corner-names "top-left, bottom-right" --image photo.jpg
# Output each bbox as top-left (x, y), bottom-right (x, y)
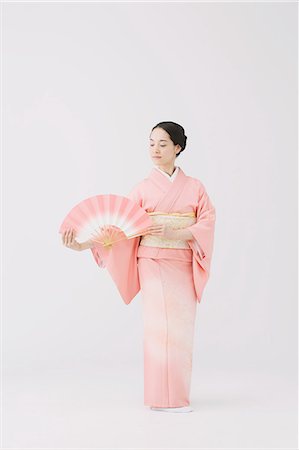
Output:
top-left (146, 165), bottom-right (189, 212)
top-left (154, 165), bottom-right (179, 182)
top-left (149, 165), bottom-right (186, 191)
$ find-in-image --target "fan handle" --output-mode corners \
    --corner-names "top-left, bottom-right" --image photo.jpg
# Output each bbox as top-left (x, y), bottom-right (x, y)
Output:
top-left (90, 229), bottom-right (147, 247)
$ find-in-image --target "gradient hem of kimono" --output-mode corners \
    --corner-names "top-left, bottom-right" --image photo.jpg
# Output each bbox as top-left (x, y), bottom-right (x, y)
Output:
top-left (138, 252), bottom-right (197, 407)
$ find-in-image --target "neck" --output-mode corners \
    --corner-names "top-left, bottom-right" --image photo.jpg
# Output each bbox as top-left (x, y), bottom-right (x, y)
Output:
top-left (156, 163), bottom-right (176, 176)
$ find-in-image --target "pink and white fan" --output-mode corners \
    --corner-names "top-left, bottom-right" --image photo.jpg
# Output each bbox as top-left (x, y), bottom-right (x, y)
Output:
top-left (58, 193), bottom-right (153, 248)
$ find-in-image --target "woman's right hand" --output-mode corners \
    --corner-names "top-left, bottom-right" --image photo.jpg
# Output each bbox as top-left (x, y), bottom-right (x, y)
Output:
top-left (62, 228), bottom-right (82, 251)
top-left (142, 224), bottom-right (164, 236)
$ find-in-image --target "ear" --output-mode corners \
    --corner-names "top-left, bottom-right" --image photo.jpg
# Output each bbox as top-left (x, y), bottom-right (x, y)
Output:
top-left (175, 144), bottom-right (181, 154)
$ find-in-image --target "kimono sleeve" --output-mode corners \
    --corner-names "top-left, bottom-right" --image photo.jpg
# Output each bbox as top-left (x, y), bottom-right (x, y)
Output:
top-left (90, 241), bottom-right (109, 269)
top-left (104, 182), bottom-right (143, 305)
top-left (90, 182), bottom-right (144, 305)
top-left (127, 183), bottom-right (144, 208)
top-left (185, 183), bottom-right (216, 273)
top-left (125, 181), bottom-right (143, 258)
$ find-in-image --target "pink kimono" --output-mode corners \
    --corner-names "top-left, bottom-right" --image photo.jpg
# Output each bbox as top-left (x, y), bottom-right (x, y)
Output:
top-left (90, 166), bottom-right (216, 407)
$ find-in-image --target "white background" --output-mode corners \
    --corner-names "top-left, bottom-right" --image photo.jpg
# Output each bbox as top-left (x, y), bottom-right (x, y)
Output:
top-left (3, 1), bottom-right (297, 448)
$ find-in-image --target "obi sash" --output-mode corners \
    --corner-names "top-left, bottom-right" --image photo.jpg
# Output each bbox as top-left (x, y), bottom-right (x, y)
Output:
top-left (139, 211), bottom-right (196, 249)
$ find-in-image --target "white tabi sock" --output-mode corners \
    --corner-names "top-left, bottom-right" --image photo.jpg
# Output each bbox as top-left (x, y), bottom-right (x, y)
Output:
top-left (150, 406), bottom-right (193, 413)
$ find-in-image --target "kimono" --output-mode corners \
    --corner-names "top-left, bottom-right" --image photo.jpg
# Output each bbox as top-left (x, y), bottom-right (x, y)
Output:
top-left (90, 165), bottom-right (216, 408)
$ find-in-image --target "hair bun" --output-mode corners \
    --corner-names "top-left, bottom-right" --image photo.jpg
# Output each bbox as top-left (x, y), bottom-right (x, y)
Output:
top-left (182, 134), bottom-right (187, 150)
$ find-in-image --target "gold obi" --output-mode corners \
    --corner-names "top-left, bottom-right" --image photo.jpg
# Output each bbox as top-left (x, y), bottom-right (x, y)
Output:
top-left (140, 211), bottom-right (196, 249)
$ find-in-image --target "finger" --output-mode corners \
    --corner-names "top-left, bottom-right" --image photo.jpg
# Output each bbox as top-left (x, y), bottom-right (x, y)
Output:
top-left (62, 230), bottom-right (67, 245)
top-left (64, 229), bottom-right (69, 246)
top-left (68, 228), bottom-right (72, 245)
top-left (67, 228), bottom-right (72, 246)
top-left (71, 228), bottom-right (77, 244)
top-left (151, 229), bottom-right (162, 235)
top-left (150, 225), bottom-right (163, 230)
top-left (63, 228), bottom-right (71, 242)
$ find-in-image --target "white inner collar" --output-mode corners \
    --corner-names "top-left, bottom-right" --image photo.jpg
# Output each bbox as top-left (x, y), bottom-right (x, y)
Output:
top-left (155, 166), bottom-right (179, 182)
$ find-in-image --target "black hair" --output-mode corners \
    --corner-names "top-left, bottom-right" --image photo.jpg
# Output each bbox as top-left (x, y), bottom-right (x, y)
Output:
top-left (151, 121), bottom-right (187, 158)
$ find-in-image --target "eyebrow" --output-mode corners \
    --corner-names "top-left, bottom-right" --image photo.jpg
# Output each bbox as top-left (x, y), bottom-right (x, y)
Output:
top-left (149, 139), bottom-right (168, 142)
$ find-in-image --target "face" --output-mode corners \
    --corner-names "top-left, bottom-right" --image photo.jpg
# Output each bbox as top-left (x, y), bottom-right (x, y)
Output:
top-left (149, 127), bottom-right (181, 167)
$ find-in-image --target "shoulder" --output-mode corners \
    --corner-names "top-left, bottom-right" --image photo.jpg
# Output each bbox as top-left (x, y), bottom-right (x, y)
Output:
top-left (128, 177), bottom-right (147, 193)
top-left (127, 178), bottom-right (148, 206)
top-left (186, 175), bottom-right (207, 193)
top-left (186, 175), bottom-right (215, 208)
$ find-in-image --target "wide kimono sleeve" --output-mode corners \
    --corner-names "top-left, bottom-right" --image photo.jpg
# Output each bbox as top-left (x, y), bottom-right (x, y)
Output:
top-left (89, 238), bottom-right (110, 269)
top-left (89, 183), bottom-right (144, 305)
top-left (185, 182), bottom-right (216, 302)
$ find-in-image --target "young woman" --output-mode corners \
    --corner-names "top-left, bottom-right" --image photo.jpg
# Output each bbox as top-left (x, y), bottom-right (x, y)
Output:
top-left (62, 121), bottom-right (216, 413)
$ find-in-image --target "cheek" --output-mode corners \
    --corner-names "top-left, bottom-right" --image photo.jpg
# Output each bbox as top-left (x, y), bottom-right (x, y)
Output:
top-left (164, 148), bottom-right (174, 158)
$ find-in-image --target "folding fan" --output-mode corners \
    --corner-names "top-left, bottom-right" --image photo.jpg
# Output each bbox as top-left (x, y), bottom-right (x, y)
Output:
top-left (58, 194), bottom-right (153, 248)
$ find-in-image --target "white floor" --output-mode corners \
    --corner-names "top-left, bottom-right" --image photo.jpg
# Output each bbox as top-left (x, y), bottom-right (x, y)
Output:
top-left (3, 365), bottom-right (297, 449)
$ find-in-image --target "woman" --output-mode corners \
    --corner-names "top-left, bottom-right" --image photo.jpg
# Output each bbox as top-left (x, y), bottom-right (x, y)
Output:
top-left (62, 121), bottom-right (216, 413)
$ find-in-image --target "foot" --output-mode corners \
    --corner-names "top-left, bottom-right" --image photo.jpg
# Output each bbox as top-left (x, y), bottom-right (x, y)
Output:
top-left (150, 406), bottom-right (193, 413)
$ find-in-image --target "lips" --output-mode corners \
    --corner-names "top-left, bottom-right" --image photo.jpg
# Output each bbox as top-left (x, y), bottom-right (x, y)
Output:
top-left (153, 156), bottom-right (161, 158)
